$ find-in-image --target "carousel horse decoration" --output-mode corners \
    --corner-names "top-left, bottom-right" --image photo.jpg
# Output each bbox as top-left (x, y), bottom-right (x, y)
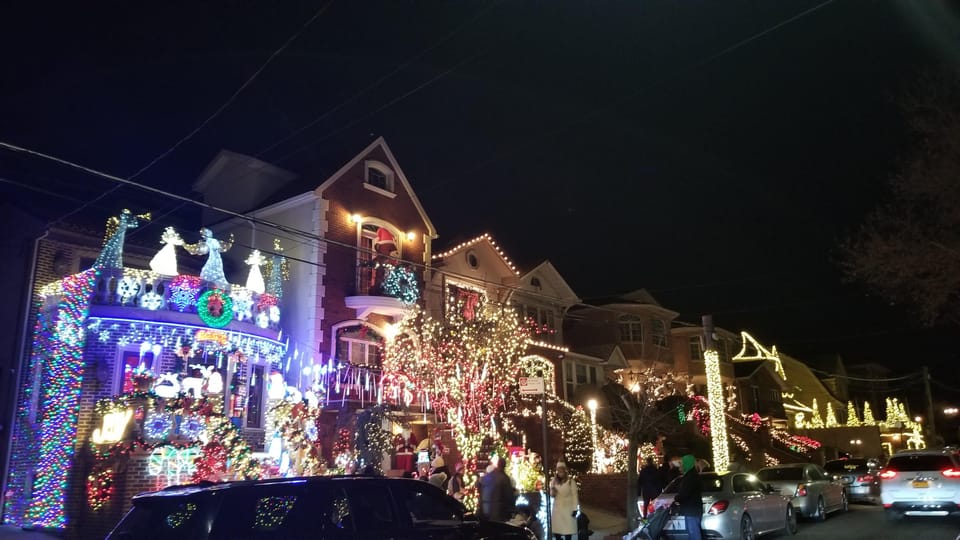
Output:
top-left (93, 209), bottom-right (151, 270)
top-left (183, 228), bottom-right (234, 288)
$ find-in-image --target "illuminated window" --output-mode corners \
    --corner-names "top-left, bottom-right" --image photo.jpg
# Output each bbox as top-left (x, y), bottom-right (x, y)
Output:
top-left (336, 325), bottom-right (383, 368)
top-left (356, 222), bottom-right (402, 295)
top-left (117, 349), bottom-right (154, 394)
top-left (619, 316), bottom-right (643, 343)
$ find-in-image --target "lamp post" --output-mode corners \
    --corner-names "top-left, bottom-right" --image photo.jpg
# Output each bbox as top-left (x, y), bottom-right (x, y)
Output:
top-left (587, 399), bottom-right (599, 473)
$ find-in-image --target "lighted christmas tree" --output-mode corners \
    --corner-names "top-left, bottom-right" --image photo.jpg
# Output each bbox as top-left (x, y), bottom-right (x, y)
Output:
top-left (862, 401), bottom-right (876, 425)
top-left (264, 238), bottom-right (290, 298)
top-left (810, 398), bottom-right (825, 428)
top-left (845, 401), bottom-right (861, 427)
top-left (884, 398), bottom-right (896, 425)
top-left (825, 402), bottom-right (839, 428)
top-left (563, 407), bottom-right (593, 475)
top-left (333, 427), bottom-right (355, 472)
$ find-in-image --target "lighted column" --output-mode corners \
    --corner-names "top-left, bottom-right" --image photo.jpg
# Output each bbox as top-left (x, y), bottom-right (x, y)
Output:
top-left (587, 399), bottom-right (599, 473)
top-left (704, 349), bottom-right (730, 472)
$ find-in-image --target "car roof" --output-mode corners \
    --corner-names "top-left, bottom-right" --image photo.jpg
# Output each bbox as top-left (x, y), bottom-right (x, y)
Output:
top-left (132, 475), bottom-right (430, 501)
top-left (759, 463), bottom-right (807, 469)
top-left (891, 449), bottom-right (956, 457)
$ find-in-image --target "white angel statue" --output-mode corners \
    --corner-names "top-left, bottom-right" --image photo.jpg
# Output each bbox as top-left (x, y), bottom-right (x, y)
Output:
top-left (245, 249), bottom-right (266, 294)
top-left (149, 226), bottom-right (184, 276)
top-left (183, 228), bottom-right (234, 288)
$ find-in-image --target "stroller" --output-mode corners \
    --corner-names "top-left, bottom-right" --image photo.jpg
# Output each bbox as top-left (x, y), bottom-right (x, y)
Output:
top-left (624, 505), bottom-right (673, 540)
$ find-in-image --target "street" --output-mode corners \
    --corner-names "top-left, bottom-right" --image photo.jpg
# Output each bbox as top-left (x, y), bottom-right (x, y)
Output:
top-left (783, 504), bottom-right (959, 540)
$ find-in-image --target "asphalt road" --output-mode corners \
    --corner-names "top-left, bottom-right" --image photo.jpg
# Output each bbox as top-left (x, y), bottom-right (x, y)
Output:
top-left (782, 504), bottom-right (959, 540)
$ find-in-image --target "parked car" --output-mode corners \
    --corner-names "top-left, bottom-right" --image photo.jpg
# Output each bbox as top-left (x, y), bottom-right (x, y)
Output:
top-left (880, 449), bottom-right (960, 520)
top-left (650, 471), bottom-right (798, 540)
top-left (824, 458), bottom-right (881, 504)
top-left (756, 463), bottom-right (847, 520)
top-left (106, 475), bottom-right (536, 539)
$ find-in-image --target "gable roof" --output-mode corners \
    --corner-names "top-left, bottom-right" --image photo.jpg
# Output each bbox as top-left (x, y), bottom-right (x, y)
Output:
top-left (314, 137), bottom-right (437, 239)
top-left (432, 233), bottom-right (520, 275)
top-left (569, 344), bottom-right (629, 369)
top-left (519, 260), bottom-right (580, 305)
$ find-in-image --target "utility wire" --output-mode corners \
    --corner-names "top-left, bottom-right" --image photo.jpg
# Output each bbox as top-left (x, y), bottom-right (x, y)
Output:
top-left (47, 1), bottom-right (335, 229)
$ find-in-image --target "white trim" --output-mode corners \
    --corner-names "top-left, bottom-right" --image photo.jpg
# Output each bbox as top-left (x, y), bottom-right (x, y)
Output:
top-left (314, 198), bottom-right (326, 349)
top-left (313, 137), bottom-right (438, 239)
top-left (328, 320), bottom-right (389, 364)
top-left (520, 261), bottom-right (580, 305)
top-left (362, 183), bottom-right (398, 198)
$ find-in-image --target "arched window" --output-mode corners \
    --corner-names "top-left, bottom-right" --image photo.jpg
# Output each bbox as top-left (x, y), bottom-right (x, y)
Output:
top-left (364, 160), bottom-right (395, 194)
top-left (334, 323), bottom-right (384, 368)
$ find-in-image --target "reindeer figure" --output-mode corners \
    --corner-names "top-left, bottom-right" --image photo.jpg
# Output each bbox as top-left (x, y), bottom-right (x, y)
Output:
top-left (93, 209), bottom-right (151, 270)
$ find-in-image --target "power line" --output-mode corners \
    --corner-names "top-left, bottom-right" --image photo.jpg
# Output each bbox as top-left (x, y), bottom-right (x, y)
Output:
top-left (48, 1), bottom-right (336, 228)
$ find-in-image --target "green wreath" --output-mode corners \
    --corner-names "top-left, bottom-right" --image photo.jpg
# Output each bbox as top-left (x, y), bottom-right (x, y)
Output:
top-left (197, 289), bottom-right (234, 328)
top-left (381, 264), bottom-right (420, 304)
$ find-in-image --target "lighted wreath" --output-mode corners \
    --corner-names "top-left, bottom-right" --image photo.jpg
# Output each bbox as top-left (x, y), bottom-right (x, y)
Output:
top-left (381, 264), bottom-right (419, 304)
top-left (198, 289), bottom-right (234, 328)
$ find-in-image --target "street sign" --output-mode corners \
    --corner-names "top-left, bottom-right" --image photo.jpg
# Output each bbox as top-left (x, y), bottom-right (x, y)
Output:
top-left (519, 376), bottom-right (544, 395)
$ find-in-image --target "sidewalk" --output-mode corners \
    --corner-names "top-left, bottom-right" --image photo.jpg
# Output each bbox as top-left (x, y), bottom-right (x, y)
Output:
top-left (0, 526), bottom-right (60, 539)
top-left (580, 504), bottom-right (628, 540)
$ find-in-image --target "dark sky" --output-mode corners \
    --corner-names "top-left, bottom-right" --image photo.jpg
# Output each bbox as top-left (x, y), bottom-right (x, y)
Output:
top-left (3, 1), bottom-right (960, 393)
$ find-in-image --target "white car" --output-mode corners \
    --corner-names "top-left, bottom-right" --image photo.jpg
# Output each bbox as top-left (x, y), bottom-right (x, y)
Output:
top-left (880, 449), bottom-right (960, 519)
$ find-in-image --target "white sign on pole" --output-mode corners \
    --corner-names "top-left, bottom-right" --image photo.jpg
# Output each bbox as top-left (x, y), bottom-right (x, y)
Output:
top-left (518, 376), bottom-right (544, 395)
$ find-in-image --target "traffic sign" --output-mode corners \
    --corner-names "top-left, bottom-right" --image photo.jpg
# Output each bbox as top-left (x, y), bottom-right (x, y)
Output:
top-left (519, 376), bottom-right (544, 395)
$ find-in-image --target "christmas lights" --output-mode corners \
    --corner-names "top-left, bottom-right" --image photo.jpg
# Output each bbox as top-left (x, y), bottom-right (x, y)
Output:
top-left (86, 469), bottom-right (114, 511)
top-left (862, 402), bottom-right (876, 426)
top-left (231, 287), bottom-right (254, 321)
top-left (704, 349), bottom-right (730, 473)
top-left (732, 331), bottom-right (785, 380)
top-left (91, 409), bottom-right (132, 445)
top-left (93, 209), bottom-right (150, 270)
top-left (24, 269), bottom-right (97, 528)
top-left (825, 402), bottom-right (839, 428)
top-left (845, 402), bottom-right (861, 427)
top-left (150, 226), bottom-right (184, 276)
top-left (379, 263), bottom-right (419, 304)
top-left (140, 291), bottom-right (164, 310)
top-left (169, 275), bottom-right (201, 312)
top-left (144, 413), bottom-right (174, 439)
top-left (264, 239), bottom-right (290, 298)
top-left (430, 233), bottom-right (520, 275)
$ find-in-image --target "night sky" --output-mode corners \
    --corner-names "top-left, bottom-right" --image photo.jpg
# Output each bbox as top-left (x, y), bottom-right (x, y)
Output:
top-left (3, 1), bottom-right (960, 394)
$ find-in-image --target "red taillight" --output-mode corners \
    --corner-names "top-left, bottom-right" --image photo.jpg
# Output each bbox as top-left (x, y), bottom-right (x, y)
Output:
top-left (879, 469), bottom-right (897, 480)
top-left (857, 474), bottom-right (875, 483)
top-left (942, 468), bottom-right (960, 478)
top-left (795, 484), bottom-right (807, 497)
top-left (708, 500), bottom-right (729, 515)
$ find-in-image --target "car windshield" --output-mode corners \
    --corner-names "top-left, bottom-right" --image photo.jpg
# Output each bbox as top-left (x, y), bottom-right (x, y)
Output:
top-left (887, 454), bottom-right (956, 472)
top-left (757, 467), bottom-right (803, 482)
top-left (663, 474), bottom-right (724, 494)
top-left (825, 459), bottom-right (870, 473)
top-left (110, 496), bottom-right (211, 539)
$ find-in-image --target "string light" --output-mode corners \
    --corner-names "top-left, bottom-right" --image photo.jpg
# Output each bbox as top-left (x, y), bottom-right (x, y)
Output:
top-left (703, 349), bottom-right (730, 472)
top-left (845, 401), bottom-right (861, 427)
top-left (149, 226), bottom-right (184, 276)
top-left (197, 289), bottom-right (235, 328)
top-left (862, 402), bottom-right (876, 425)
top-left (430, 233), bottom-right (520, 275)
top-left (824, 402), bottom-right (839, 428)
top-left (24, 269), bottom-right (97, 528)
top-left (732, 331), bottom-right (785, 380)
top-left (93, 209), bottom-right (150, 270)
top-left (183, 228), bottom-right (234, 288)
top-left (264, 239), bottom-right (290, 299)
top-left (245, 250), bottom-right (266, 294)
top-left (378, 263), bottom-right (420, 304)
top-left (169, 275), bottom-right (201, 312)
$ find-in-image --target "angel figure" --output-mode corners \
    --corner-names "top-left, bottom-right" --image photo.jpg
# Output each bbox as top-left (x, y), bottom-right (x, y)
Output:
top-left (263, 238), bottom-right (290, 298)
top-left (183, 228), bottom-right (234, 288)
top-left (245, 249), bottom-right (266, 294)
top-left (93, 209), bottom-right (151, 270)
top-left (149, 226), bottom-right (184, 276)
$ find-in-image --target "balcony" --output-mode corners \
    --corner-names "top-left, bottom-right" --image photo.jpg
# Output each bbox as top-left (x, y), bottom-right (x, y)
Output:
top-left (40, 268), bottom-right (281, 339)
top-left (345, 262), bottom-right (420, 320)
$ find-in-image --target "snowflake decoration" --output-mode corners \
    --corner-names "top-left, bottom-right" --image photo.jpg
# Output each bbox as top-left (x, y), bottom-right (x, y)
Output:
top-left (231, 289), bottom-right (254, 321)
top-left (305, 420), bottom-right (318, 442)
top-left (140, 291), bottom-right (164, 310)
top-left (256, 311), bottom-right (269, 329)
top-left (117, 276), bottom-right (141, 305)
top-left (268, 305), bottom-right (280, 323)
top-left (169, 275), bottom-right (201, 312)
top-left (179, 416), bottom-right (205, 440)
top-left (144, 413), bottom-right (173, 440)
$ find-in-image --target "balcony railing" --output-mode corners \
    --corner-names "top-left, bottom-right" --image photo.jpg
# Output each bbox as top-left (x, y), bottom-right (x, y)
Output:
top-left (353, 261), bottom-right (420, 303)
top-left (41, 268), bottom-right (282, 331)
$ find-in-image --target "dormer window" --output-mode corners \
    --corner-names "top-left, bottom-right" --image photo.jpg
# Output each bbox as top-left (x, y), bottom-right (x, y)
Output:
top-left (364, 160), bottom-right (396, 196)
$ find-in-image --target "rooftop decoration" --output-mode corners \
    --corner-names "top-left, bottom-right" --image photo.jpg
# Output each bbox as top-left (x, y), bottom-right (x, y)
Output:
top-left (245, 250), bottom-right (266, 294)
top-left (93, 209), bottom-right (151, 270)
top-left (149, 226), bottom-right (184, 276)
top-left (732, 331), bottom-right (786, 380)
top-left (264, 239), bottom-right (290, 299)
top-left (431, 233), bottom-right (520, 275)
top-left (183, 228), bottom-right (234, 288)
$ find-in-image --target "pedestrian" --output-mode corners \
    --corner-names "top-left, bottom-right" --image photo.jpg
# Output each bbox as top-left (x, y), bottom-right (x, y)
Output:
top-left (638, 457), bottom-right (664, 518)
top-left (664, 455), bottom-right (682, 484)
top-left (479, 454), bottom-right (514, 522)
top-left (448, 462), bottom-right (465, 500)
top-left (428, 456), bottom-right (449, 490)
top-left (671, 454), bottom-right (703, 540)
top-left (550, 461), bottom-right (579, 540)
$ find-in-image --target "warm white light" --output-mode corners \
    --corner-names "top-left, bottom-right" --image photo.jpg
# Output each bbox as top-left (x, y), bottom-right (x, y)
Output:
top-left (91, 409), bottom-right (133, 444)
top-left (705, 349), bottom-right (730, 473)
top-left (944, 407), bottom-right (958, 416)
top-left (915, 416), bottom-right (923, 423)
top-left (351, 213), bottom-right (362, 223)
top-left (406, 231), bottom-right (416, 241)
top-left (383, 322), bottom-right (400, 342)
top-left (587, 399), bottom-right (598, 412)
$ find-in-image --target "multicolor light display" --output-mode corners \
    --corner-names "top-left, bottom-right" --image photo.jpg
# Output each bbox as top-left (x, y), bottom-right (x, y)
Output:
top-left (24, 269), bottom-right (97, 528)
top-left (197, 289), bottom-right (234, 328)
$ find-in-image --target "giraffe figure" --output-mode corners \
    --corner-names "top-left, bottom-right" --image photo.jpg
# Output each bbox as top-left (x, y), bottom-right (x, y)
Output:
top-left (93, 209), bottom-right (151, 270)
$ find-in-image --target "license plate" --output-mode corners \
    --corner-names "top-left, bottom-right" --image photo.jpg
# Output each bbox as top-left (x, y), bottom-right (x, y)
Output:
top-left (912, 481), bottom-right (929, 488)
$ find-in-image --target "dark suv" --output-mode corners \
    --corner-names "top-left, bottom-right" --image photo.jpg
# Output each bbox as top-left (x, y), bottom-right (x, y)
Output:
top-left (106, 475), bottom-right (535, 539)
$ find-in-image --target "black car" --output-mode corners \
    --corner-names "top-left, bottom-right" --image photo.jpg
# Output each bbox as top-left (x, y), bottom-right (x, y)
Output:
top-left (106, 475), bottom-right (535, 539)
top-left (824, 458), bottom-right (881, 504)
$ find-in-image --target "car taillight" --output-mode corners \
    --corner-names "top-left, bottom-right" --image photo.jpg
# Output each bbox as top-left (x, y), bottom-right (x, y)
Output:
top-left (857, 474), bottom-right (874, 483)
top-left (879, 469), bottom-right (897, 480)
top-left (942, 468), bottom-right (960, 478)
top-left (795, 484), bottom-right (807, 497)
top-left (707, 500), bottom-right (729, 515)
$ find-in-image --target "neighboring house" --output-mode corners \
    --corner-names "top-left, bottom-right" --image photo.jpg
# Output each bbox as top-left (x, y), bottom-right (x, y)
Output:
top-left (669, 324), bottom-right (737, 391)
top-left (564, 289), bottom-right (679, 375)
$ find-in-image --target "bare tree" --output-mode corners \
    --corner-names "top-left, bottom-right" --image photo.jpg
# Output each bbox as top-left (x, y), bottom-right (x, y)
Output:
top-left (842, 70), bottom-right (960, 324)
top-left (603, 368), bottom-right (691, 529)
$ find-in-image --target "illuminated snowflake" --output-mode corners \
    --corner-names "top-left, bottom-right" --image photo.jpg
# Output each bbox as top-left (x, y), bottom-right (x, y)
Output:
top-left (231, 289), bottom-right (254, 321)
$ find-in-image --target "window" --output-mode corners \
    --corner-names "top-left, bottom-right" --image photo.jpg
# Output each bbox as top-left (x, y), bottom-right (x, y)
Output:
top-left (212, 485), bottom-right (354, 539)
top-left (390, 482), bottom-right (462, 524)
top-left (757, 467), bottom-right (804, 482)
top-left (886, 454), bottom-right (956, 472)
top-left (343, 483), bottom-right (397, 535)
top-left (652, 319), bottom-right (667, 347)
top-left (619, 316), bottom-right (643, 343)
top-left (689, 337), bottom-right (703, 362)
top-left (367, 168), bottom-right (388, 190)
top-left (118, 349), bottom-right (154, 394)
top-left (113, 497), bottom-right (210, 538)
top-left (563, 360), bottom-right (599, 401)
top-left (336, 325), bottom-right (383, 368)
top-left (356, 223), bottom-right (401, 295)
top-left (521, 304), bottom-right (559, 343)
top-left (246, 364), bottom-right (266, 429)
top-left (733, 474), bottom-right (757, 493)
top-left (364, 162), bottom-right (394, 193)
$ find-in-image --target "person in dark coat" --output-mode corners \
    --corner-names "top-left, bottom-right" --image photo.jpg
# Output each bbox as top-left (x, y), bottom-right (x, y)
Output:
top-left (671, 455), bottom-right (703, 540)
top-left (478, 455), bottom-right (514, 522)
top-left (638, 457), bottom-right (664, 518)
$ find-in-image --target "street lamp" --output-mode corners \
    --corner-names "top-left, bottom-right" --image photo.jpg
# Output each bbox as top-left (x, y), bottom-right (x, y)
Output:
top-left (915, 416), bottom-right (923, 423)
top-left (587, 399), bottom-right (599, 473)
top-left (943, 407), bottom-right (958, 416)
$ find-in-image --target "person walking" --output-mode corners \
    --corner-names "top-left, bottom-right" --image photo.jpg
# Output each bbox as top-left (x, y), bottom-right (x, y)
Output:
top-left (479, 455), bottom-right (514, 522)
top-left (550, 461), bottom-right (579, 540)
top-left (638, 457), bottom-right (664, 518)
top-left (447, 462), bottom-right (465, 500)
top-left (672, 455), bottom-right (703, 540)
